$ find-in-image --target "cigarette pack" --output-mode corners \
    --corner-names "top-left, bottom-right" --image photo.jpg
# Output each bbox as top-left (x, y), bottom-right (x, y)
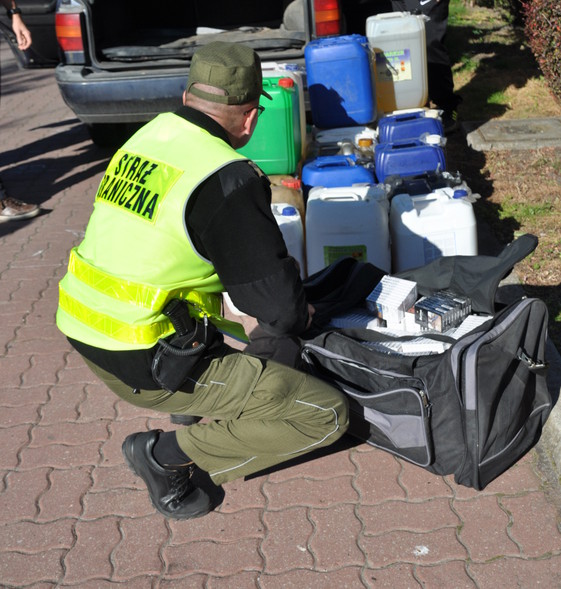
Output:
top-left (366, 276), bottom-right (417, 323)
top-left (415, 289), bottom-right (472, 332)
top-left (329, 308), bottom-right (382, 330)
top-left (450, 314), bottom-right (493, 339)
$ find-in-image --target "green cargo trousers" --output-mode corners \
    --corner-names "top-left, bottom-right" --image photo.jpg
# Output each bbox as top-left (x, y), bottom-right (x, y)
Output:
top-left (84, 349), bottom-right (349, 486)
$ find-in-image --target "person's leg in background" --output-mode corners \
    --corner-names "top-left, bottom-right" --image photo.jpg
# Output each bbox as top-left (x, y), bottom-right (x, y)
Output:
top-left (0, 176), bottom-right (40, 222)
top-left (390, 0), bottom-right (462, 132)
top-left (421, 0), bottom-right (462, 132)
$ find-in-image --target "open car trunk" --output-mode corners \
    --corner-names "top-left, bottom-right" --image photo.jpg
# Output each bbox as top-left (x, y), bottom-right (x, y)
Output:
top-left (88, 0), bottom-right (309, 68)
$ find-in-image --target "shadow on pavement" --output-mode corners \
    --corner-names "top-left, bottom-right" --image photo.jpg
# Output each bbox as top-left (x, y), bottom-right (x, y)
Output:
top-left (0, 118), bottom-right (116, 237)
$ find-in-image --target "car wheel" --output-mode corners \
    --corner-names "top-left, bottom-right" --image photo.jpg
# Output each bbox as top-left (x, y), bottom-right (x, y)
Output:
top-left (87, 123), bottom-right (139, 147)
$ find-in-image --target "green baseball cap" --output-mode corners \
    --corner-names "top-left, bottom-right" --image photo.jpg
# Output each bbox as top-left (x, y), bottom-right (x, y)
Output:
top-left (187, 41), bottom-right (272, 105)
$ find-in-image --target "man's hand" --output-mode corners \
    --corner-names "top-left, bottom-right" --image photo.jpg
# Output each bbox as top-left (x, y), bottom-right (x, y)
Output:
top-left (306, 304), bottom-right (315, 330)
top-left (12, 13), bottom-right (32, 50)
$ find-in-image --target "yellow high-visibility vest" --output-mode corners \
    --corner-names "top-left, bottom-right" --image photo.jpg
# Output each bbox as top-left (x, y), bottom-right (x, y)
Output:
top-left (57, 113), bottom-right (248, 350)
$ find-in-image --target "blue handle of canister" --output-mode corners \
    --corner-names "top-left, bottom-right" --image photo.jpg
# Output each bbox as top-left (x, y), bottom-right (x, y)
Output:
top-left (314, 155), bottom-right (355, 168)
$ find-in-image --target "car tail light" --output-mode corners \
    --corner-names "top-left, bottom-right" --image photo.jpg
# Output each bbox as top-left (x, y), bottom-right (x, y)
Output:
top-left (314, 0), bottom-right (341, 37)
top-left (55, 13), bottom-right (84, 54)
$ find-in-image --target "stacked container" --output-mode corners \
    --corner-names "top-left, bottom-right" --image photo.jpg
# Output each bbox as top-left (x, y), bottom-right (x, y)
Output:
top-left (272, 203), bottom-right (306, 278)
top-left (307, 125), bottom-right (377, 158)
top-left (237, 76), bottom-right (302, 175)
top-left (305, 184), bottom-right (391, 275)
top-left (374, 135), bottom-right (446, 182)
top-left (262, 63), bottom-right (307, 158)
top-left (305, 34), bottom-right (376, 129)
top-left (377, 109), bottom-right (444, 143)
top-left (366, 12), bottom-right (428, 114)
top-left (390, 185), bottom-right (478, 272)
top-left (302, 155), bottom-right (376, 199)
top-left (269, 175), bottom-right (306, 224)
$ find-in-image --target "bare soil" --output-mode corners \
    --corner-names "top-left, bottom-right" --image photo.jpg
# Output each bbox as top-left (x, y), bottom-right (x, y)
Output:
top-left (444, 3), bottom-right (561, 348)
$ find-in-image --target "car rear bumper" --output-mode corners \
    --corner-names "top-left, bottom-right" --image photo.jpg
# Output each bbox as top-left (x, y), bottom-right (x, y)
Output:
top-left (55, 64), bottom-right (188, 124)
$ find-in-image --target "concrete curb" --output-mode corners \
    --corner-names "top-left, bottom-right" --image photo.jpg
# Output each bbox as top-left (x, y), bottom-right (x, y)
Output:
top-left (463, 118), bottom-right (561, 151)
top-left (541, 338), bottom-right (561, 473)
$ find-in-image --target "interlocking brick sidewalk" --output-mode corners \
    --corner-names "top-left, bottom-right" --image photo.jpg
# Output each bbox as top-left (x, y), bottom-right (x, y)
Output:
top-left (1, 41), bottom-right (561, 588)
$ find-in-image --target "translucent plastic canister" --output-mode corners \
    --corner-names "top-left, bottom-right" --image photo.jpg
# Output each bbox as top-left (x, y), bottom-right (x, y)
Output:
top-left (367, 12), bottom-right (428, 114)
top-left (307, 125), bottom-right (377, 158)
top-left (263, 63), bottom-right (307, 158)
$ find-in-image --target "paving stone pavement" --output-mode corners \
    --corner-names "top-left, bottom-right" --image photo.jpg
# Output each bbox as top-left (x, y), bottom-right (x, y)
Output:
top-left (1, 41), bottom-right (561, 589)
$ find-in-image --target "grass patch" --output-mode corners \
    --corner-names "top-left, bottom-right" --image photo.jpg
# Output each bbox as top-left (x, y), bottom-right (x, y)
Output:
top-left (457, 55), bottom-right (479, 74)
top-left (487, 90), bottom-right (508, 105)
top-left (498, 202), bottom-right (554, 220)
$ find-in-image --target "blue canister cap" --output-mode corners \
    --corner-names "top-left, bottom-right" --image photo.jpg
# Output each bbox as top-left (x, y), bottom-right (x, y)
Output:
top-left (453, 189), bottom-right (469, 199)
top-left (281, 206), bottom-right (297, 216)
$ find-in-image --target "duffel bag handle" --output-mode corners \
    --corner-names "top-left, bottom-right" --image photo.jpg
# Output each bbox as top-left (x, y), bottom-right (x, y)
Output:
top-left (517, 347), bottom-right (548, 376)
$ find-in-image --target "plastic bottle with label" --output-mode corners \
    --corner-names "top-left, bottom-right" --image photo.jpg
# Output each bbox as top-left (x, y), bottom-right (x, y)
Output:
top-left (269, 175), bottom-right (305, 223)
top-left (272, 203), bottom-right (306, 278)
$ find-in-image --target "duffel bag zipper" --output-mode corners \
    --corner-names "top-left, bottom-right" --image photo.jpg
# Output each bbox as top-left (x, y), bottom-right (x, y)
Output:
top-left (303, 344), bottom-right (430, 404)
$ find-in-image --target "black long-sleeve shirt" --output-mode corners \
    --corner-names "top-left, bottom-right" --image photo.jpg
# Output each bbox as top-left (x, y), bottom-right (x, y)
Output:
top-left (183, 106), bottom-right (308, 335)
top-left (69, 105), bottom-right (308, 388)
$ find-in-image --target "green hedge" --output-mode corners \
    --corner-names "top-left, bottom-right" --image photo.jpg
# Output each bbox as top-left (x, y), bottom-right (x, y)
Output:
top-left (523, 0), bottom-right (561, 102)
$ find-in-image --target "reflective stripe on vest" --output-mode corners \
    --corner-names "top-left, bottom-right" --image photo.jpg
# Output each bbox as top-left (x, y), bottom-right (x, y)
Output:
top-left (63, 247), bottom-right (249, 344)
top-left (58, 287), bottom-right (172, 345)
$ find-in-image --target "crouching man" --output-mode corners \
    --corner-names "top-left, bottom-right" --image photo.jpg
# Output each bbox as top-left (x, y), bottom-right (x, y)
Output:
top-left (56, 41), bottom-right (348, 520)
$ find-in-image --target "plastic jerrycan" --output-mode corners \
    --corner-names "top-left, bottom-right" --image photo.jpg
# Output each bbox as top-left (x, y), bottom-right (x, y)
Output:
top-left (305, 184), bottom-right (391, 275)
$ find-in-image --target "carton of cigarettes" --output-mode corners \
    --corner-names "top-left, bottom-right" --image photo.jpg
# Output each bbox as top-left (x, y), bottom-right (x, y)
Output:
top-left (366, 276), bottom-right (417, 324)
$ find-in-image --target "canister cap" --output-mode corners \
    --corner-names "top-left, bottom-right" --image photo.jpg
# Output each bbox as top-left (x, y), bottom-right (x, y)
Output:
top-left (281, 177), bottom-right (302, 189)
top-left (281, 206), bottom-right (297, 216)
top-left (453, 189), bottom-right (469, 199)
top-left (278, 77), bottom-right (294, 88)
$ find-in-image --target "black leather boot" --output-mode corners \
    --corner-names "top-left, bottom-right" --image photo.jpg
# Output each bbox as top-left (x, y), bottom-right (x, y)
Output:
top-left (122, 430), bottom-right (212, 520)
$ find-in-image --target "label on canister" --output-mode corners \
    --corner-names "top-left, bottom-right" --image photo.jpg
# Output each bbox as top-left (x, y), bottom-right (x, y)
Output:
top-left (375, 49), bottom-right (413, 83)
top-left (323, 244), bottom-right (367, 267)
